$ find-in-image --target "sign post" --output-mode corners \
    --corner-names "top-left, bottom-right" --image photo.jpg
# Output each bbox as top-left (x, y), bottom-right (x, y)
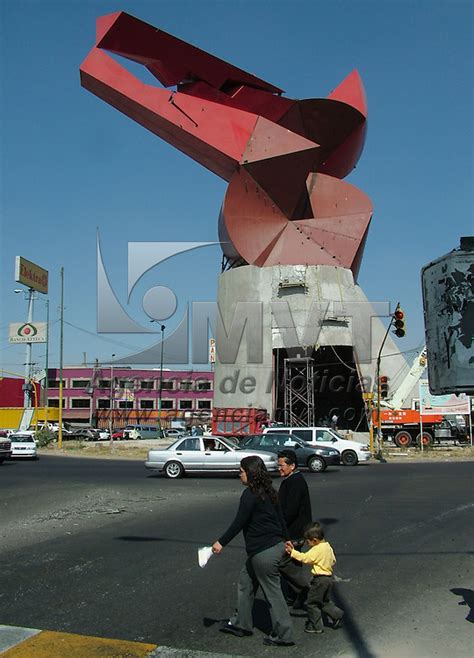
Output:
top-left (14, 257), bottom-right (49, 409)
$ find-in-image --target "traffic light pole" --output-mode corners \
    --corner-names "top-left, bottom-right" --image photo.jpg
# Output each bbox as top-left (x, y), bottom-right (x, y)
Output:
top-left (374, 305), bottom-right (399, 457)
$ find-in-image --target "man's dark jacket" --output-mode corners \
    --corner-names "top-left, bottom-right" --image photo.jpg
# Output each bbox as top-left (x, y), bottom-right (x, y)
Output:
top-left (278, 471), bottom-right (312, 540)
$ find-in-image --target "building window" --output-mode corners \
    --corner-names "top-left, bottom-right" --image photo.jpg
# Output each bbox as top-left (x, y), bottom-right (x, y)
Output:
top-left (71, 380), bottom-right (89, 389)
top-left (118, 401), bottom-right (133, 409)
top-left (48, 398), bottom-right (65, 408)
top-left (161, 400), bottom-right (174, 409)
top-left (197, 400), bottom-right (212, 410)
top-left (119, 379), bottom-right (134, 389)
top-left (140, 381), bottom-right (155, 389)
top-left (48, 379), bottom-right (60, 388)
top-left (179, 400), bottom-right (193, 410)
top-left (161, 381), bottom-right (174, 390)
top-left (98, 379), bottom-right (111, 389)
top-left (140, 400), bottom-right (154, 409)
top-left (180, 381), bottom-right (193, 391)
top-left (196, 381), bottom-right (212, 391)
top-left (71, 398), bottom-right (91, 409)
top-left (97, 399), bottom-right (111, 409)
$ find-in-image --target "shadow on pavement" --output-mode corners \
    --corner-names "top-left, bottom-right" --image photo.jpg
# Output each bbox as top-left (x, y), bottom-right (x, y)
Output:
top-left (451, 587), bottom-right (474, 622)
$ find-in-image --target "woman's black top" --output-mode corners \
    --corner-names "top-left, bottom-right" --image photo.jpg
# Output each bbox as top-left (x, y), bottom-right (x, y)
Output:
top-left (219, 487), bottom-right (288, 557)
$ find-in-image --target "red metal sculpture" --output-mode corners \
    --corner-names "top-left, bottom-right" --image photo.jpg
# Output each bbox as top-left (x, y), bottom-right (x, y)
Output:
top-left (81, 11), bottom-right (372, 277)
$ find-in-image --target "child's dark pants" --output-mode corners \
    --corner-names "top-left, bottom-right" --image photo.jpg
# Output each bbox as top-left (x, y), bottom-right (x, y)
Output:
top-left (306, 575), bottom-right (344, 631)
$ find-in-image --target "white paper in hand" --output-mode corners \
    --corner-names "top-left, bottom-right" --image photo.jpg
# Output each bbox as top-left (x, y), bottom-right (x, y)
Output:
top-left (198, 546), bottom-right (213, 568)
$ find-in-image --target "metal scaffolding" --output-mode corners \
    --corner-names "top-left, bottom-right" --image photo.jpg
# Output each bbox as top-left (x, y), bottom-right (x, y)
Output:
top-left (283, 357), bottom-right (315, 426)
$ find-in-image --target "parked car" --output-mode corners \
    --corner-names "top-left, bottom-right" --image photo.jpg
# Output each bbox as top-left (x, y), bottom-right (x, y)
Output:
top-left (240, 433), bottom-right (340, 472)
top-left (164, 428), bottom-right (186, 439)
top-left (263, 426), bottom-right (371, 466)
top-left (70, 428), bottom-right (100, 441)
top-left (9, 433), bottom-right (37, 459)
top-left (145, 435), bottom-right (279, 479)
top-left (97, 429), bottom-right (111, 441)
top-left (112, 430), bottom-right (125, 440)
top-left (0, 428), bottom-right (17, 437)
top-left (0, 437), bottom-right (12, 463)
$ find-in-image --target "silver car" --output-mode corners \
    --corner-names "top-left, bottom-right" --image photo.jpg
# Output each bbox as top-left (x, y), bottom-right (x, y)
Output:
top-left (145, 435), bottom-right (278, 479)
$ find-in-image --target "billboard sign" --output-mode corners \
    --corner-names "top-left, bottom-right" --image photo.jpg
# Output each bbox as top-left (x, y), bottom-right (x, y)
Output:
top-left (419, 379), bottom-right (471, 415)
top-left (9, 322), bottom-right (47, 343)
top-left (421, 240), bottom-right (474, 394)
top-left (209, 338), bottom-right (216, 364)
top-left (15, 256), bottom-right (48, 294)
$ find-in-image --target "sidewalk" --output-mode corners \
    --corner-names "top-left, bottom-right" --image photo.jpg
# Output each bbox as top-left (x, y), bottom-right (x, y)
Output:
top-left (0, 625), bottom-right (244, 658)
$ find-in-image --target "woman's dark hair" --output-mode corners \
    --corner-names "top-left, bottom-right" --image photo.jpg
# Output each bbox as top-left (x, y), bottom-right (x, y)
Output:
top-left (240, 455), bottom-right (278, 504)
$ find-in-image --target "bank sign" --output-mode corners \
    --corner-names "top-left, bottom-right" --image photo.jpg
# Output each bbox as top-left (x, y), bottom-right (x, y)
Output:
top-left (9, 322), bottom-right (47, 343)
top-left (15, 256), bottom-right (48, 294)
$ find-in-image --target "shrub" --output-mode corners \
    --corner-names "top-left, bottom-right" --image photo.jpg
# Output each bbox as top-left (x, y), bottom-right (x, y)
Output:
top-left (35, 428), bottom-right (56, 447)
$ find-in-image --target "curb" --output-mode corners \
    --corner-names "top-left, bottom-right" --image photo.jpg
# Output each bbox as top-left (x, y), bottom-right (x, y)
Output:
top-left (0, 626), bottom-right (245, 658)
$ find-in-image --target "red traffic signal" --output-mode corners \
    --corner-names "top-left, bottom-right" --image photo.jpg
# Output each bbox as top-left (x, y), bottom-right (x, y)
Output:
top-left (393, 307), bottom-right (406, 337)
top-left (379, 376), bottom-right (389, 398)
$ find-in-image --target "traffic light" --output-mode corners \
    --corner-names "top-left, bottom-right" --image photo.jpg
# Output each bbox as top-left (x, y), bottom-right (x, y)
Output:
top-left (393, 307), bottom-right (406, 337)
top-left (379, 376), bottom-right (389, 399)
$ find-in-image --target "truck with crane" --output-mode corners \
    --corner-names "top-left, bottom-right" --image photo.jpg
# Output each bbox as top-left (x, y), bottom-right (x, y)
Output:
top-left (374, 347), bottom-right (468, 447)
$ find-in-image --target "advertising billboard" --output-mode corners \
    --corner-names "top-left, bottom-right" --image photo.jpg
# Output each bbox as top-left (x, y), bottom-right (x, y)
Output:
top-left (15, 256), bottom-right (48, 294)
top-left (419, 380), bottom-right (470, 415)
top-left (421, 238), bottom-right (474, 395)
top-left (9, 322), bottom-right (47, 343)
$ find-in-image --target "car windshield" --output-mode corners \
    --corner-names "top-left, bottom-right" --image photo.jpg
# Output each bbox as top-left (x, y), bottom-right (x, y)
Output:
top-left (11, 435), bottom-right (34, 443)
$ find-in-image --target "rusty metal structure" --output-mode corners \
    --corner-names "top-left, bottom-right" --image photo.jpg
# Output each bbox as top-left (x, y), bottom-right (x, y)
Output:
top-left (80, 11), bottom-right (372, 276)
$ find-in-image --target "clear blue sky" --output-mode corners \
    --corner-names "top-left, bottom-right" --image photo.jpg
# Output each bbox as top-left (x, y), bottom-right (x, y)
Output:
top-left (1, 0), bottom-right (472, 375)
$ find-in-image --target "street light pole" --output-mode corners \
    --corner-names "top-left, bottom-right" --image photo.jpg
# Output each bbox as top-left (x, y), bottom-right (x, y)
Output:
top-left (150, 321), bottom-right (166, 437)
top-left (110, 354), bottom-right (116, 447)
top-left (159, 324), bottom-right (165, 436)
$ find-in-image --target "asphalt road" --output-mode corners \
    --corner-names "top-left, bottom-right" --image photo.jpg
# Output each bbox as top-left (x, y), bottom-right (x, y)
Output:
top-left (0, 456), bottom-right (473, 657)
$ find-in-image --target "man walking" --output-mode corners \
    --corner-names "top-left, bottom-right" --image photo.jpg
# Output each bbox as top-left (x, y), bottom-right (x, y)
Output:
top-left (277, 450), bottom-right (312, 606)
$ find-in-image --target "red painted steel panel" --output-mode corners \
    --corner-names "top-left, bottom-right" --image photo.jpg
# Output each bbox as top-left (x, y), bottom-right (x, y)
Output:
top-left (81, 12), bottom-right (373, 278)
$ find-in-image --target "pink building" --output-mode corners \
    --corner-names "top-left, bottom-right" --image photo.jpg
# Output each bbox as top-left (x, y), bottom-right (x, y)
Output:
top-left (47, 365), bottom-right (214, 428)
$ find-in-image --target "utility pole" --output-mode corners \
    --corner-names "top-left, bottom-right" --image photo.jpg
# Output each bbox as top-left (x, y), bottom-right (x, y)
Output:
top-left (58, 268), bottom-right (64, 449)
top-left (44, 299), bottom-right (49, 420)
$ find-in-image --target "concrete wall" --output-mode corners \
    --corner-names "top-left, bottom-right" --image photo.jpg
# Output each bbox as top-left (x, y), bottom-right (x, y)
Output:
top-left (213, 264), bottom-right (408, 415)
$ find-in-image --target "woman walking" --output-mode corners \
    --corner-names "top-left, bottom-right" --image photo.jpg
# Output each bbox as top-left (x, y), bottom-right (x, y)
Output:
top-left (212, 455), bottom-right (295, 647)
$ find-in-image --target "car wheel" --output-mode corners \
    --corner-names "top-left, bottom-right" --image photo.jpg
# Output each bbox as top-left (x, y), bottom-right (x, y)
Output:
top-left (394, 430), bottom-right (412, 448)
top-left (307, 456), bottom-right (326, 472)
top-left (164, 460), bottom-right (184, 479)
top-left (342, 450), bottom-right (358, 466)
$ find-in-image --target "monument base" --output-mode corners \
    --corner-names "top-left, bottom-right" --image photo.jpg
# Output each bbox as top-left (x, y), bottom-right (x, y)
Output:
top-left (213, 264), bottom-right (407, 430)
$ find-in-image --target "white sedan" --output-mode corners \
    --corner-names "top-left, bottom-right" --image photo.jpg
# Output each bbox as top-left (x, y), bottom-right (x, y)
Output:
top-left (145, 435), bottom-right (278, 478)
top-left (9, 433), bottom-right (38, 459)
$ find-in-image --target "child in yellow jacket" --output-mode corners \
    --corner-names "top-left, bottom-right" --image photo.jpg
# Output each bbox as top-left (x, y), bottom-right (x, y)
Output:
top-left (285, 522), bottom-right (344, 634)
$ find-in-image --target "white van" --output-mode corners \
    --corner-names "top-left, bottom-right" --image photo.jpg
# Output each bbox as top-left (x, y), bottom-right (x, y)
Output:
top-left (124, 425), bottom-right (162, 440)
top-left (263, 426), bottom-right (370, 466)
